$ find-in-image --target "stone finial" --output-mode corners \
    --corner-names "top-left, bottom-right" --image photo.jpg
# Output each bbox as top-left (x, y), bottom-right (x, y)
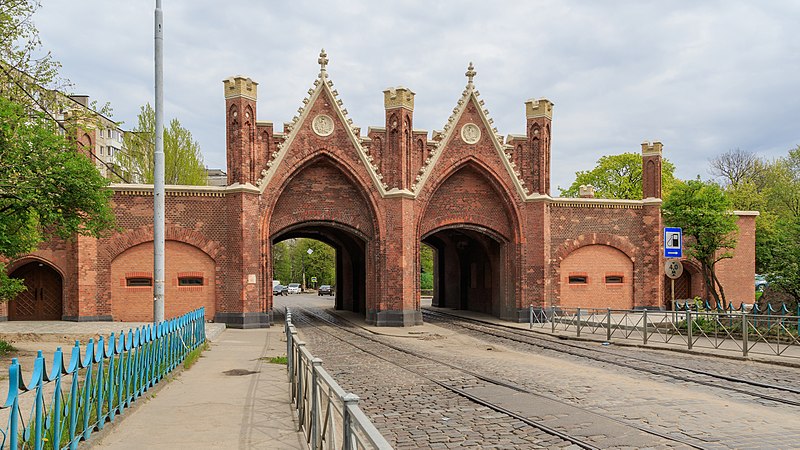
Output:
top-left (318, 49), bottom-right (329, 74)
top-left (223, 76), bottom-right (258, 101)
top-left (465, 62), bottom-right (476, 84)
top-left (641, 141), bottom-right (663, 155)
top-left (579, 185), bottom-right (595, 198)
top-left (383, 86), bottom-right (415, 111)
top-left (525, 98), bottom-right (554, 120)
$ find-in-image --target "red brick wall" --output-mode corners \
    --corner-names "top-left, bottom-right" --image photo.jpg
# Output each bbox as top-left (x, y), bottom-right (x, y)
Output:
top-left (419, 165), bottom-right (513, 240)
top-left (550, 203), bottom-right (655, 309)
top-left (559, 244), bottom-right (634, 309)
top-left (269, 159), bottom-right (375, 238)
top-left (110, 241), bottom-right (216, 321)
top-left (715, 214), bottom-right (757, 306)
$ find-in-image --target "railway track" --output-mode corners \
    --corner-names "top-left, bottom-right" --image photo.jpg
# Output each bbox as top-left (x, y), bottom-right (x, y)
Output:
top-left (287, 306), bottom-right (707, 449)
top-left (422, 308), bottom-right (800, 408)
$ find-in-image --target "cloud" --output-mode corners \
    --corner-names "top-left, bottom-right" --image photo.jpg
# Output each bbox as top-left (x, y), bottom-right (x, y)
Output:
top-left (34, 1), bottom-right (800, 188)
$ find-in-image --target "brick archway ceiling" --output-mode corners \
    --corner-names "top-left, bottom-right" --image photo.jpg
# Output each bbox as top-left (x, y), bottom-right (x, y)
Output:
top-left (254, 60), bottom-right (536, 202)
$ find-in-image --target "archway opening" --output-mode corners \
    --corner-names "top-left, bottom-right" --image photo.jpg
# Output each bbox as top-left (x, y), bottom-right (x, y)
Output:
top-left (9, 261), bottom-right (63, 321)
top-left (271, 223), bottom-right (366, 313)
top-left (422, 226), bottom-right (506, 316)
top-left (272, 238), bottom-right (336, 293)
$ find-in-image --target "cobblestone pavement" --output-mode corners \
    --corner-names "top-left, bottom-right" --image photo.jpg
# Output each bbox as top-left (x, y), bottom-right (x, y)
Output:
top-left (282, 299), bottom-right (800, 449)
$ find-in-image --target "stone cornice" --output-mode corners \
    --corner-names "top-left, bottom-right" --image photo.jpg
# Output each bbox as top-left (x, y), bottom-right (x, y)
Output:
top-left (110, 183), bottom-right (258, 197)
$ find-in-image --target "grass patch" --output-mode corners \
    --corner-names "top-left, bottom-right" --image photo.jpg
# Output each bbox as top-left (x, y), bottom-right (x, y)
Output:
top-left (0, 339), bottom-right (16, 356)
top-left (183, 341), bottom-right (209, 369)
top-left (260, 355), bottom-right (288, 365)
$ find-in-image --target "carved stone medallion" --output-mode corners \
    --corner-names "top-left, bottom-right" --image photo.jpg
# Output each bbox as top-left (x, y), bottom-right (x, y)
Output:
top-left (461, 123), bottom-right (481, 144)
top-left (312, 114), bottom-right (334, 137)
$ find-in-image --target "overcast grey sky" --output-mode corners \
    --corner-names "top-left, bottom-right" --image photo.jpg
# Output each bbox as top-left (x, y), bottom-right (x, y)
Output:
top-left (35, 1), bottom-right (800, 191)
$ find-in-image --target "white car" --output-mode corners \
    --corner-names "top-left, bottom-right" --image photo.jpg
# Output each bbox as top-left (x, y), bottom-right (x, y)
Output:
top-left (287, 283), bottom-right (301, 294)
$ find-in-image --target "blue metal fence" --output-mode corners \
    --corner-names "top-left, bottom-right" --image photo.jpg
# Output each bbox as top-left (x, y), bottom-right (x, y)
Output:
top-left (0, 308), bottom-right (205, 449)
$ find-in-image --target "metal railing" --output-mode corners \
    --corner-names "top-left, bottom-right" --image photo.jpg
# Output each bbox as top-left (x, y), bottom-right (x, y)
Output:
top-left (285, 308), bottom-right (392, 450)
top-left (529, 306), bottom-right (800, 359)
top-left (0, 308), bottom-right (206, 449)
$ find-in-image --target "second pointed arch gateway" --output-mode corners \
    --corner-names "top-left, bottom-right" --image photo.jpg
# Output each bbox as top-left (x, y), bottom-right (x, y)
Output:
top-left (418, 160), bottom-right (522, 320)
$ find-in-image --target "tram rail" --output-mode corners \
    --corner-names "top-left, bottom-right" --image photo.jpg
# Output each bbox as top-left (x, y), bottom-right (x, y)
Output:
top-left (288, 306), bottom-right (707, 449)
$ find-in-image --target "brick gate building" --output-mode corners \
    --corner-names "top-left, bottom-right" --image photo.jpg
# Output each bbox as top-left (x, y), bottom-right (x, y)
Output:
top-left (3, 53), bottom-right (756, 327)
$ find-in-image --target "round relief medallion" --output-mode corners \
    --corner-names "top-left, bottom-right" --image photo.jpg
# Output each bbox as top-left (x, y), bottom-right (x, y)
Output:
top-left (312, 114), bottom-right (334, 137)
top-left (461, 123), bottom-right (481, 144)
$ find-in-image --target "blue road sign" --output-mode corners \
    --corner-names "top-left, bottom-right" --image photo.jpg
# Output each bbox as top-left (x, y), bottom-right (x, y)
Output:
top-left (664, 227), bottom-right (682, 258)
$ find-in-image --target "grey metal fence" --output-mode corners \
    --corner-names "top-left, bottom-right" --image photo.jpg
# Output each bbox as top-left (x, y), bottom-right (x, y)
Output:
top-left (285, 308), bottom-right (392, 450)
top-left (529, 306), bottom-right (800, 359)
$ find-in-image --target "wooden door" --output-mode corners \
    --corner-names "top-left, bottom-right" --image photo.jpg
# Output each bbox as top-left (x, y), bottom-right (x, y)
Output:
top-left (10, 263), bottom-right (63, 320)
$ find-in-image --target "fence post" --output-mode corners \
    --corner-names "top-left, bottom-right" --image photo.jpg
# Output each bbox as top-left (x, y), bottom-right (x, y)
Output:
top-left (643, 309), bottom-right (648, 345)
top-left (290, 328), bottom-right (299, 398)
top-left (686, 309), bottom-right (693, 350)
top-left (311, 358), bottom-right (323, 450)
top-left (529, 304), bottom-right (533, 329)
top-left (342, 393), bottom-right (360, 450)
top-left (296, 341), bottom-right (307, 430)
top-left (551, 307), bottom-right (556, 333)
top-left (742, 312), bottom-right (749, 357)
top-left (606, 308), bottom-right (612, 341)
top-left (576, 308), bottom-right (581, 338)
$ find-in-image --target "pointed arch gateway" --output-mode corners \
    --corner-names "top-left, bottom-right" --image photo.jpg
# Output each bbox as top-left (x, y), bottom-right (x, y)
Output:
top-left (419, 160), bottom-right (521, 319)
top-left (266, 153), bottom-right (381, 317)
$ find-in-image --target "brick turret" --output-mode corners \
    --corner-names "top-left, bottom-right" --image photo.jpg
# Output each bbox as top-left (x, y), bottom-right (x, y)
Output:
top-left (641, 141), bottom-right (663, 199)
top-left (382, 87), bottom-right (415, 190)
top-left (525, 98), bottom-right (554, 195)
top-left (224, 76), bottom-right (259, 185)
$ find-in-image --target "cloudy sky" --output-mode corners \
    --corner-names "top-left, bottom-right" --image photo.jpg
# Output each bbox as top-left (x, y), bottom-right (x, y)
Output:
top-left (34, 1), bottom-right (800, 192)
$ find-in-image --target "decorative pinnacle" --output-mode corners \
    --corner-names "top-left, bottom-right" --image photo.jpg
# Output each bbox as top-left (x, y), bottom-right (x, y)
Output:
top-left (318, 49), bottom-right (329, 73)
top-left (465, 62), bottom-right (476, 84)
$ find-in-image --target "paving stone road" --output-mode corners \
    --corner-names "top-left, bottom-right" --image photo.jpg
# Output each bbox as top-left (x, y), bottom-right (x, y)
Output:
top-left (278, 294), bottom-right (800, 449)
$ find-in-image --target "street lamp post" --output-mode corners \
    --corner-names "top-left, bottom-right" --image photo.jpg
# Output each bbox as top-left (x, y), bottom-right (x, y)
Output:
top-left (302, 247), bottom-right (313, 292)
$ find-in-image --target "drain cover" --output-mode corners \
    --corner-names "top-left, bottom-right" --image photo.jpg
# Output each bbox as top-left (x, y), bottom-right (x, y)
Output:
top-left (223, 369), bottom-right (258, 376)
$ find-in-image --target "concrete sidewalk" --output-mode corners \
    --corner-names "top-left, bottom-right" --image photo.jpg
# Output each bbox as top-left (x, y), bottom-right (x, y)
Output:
top-left (88, 326), bottom-right (305, 449)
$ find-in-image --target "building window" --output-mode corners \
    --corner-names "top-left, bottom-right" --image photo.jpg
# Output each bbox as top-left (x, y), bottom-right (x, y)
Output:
top-left (605, 275), bottom-right (624, 284)
top-left (126, 277), bottom-right (152, 287)
top-left (568, 275), bottom-right (587, 284)
top-left (108, 148), bottom-right (113, 156)
top-left (99, 146), bottom-right (104, 156)
top-left (179, 276), bottom-right (204, 286)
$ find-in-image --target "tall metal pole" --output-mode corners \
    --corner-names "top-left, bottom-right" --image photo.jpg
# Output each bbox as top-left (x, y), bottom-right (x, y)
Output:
top-left (153, 0), bottom-right (165, 323)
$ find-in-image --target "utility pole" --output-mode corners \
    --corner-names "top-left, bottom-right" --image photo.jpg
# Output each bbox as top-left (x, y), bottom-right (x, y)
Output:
top-left (153, 0), bottom-right (165, 323)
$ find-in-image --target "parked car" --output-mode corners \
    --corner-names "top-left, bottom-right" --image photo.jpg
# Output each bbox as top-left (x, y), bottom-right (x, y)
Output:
top-left (272, 284), bottom-right (288, 296)
top-left (318, 285), bottom-right (334, 296)
top-left (287, 283), bottom-right (301, 294)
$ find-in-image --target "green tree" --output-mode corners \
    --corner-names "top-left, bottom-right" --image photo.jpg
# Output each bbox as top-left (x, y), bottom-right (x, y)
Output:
top-left (0, 1), bottom-right (64, 113)
top-left (420, 244), bottom-right (434, 290)
top-left (559, 153), bottom-right (677, 199)
top-left (662, 179), bottom-right (738, 308)
top-left (272, 239), bottom-right (336, 288)
top-left (116, 103), bottom-right (206, 185)
top-left (0, 96), bottom-right (116, 301)
top-left (763, 216), bottom-right (800, 307)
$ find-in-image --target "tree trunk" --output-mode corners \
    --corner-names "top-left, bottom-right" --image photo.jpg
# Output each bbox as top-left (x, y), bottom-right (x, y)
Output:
top-left (710, 265), bottom-right (728, 310)
top-left (701, 260), bottom-right (722, 309)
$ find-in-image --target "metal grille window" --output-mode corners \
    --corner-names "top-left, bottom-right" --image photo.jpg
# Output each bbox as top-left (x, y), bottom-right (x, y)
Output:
top-left (605, 275), bottom-right (624, 284)
top-left (126, 277), bottom-right (152, 287)
top-left (568, 275), bottom-right (587, 284)
top-left (179, 277), bottom-right (204, 286)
